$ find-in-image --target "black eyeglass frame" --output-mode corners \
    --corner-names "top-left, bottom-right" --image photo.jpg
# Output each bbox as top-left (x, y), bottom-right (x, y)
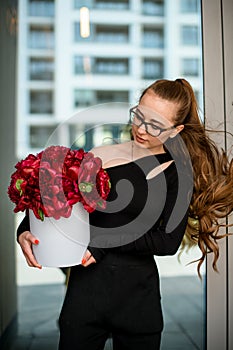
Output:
top-left (129, 105), bottom-right (175, 137)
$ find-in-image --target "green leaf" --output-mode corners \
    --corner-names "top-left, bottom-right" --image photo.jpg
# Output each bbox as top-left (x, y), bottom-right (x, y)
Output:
top-left (38, 209), bottom-right (44, 221)
top-left (16, 179), bottom-right (24, 195)
top-left (97, 200), bottom-right (104, 208)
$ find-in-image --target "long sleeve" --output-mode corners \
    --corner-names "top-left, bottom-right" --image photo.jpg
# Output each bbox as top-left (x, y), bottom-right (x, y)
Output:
top-left (115, 214), bottom-right (188, 256)
top-left (16, 214), bottom-right (30, 242)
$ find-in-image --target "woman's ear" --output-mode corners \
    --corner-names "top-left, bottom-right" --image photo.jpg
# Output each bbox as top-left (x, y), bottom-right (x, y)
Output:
top-left (169, 125), bottom-right (184, 138)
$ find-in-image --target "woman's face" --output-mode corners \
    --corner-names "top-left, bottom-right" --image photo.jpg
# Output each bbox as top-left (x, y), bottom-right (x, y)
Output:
top-left (131, 90), bottom-right (184, 153)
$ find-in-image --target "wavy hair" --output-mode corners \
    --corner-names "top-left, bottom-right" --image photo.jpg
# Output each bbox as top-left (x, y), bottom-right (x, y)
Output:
top-left (140, 78), bottom-right (233, 276)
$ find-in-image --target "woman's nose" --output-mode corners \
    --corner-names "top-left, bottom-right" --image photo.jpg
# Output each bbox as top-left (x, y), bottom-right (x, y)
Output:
top-left (137, 123), bottom-right (147, 134)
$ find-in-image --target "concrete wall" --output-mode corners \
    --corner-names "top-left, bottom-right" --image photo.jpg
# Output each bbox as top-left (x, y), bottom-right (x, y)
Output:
top-left (0, 0), bottom-right (18, 337)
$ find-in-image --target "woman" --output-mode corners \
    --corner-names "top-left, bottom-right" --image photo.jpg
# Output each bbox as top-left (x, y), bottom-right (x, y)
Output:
top-left (17, 78), bottom-right (233, 350)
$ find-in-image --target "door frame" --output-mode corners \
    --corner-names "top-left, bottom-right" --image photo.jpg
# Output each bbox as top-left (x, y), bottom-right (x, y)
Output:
top-left (202, 0), bottom-right (233, 349)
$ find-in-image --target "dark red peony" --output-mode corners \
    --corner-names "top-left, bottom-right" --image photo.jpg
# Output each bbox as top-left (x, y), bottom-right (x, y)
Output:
top-left (8, 146), bottom-right (111, 220)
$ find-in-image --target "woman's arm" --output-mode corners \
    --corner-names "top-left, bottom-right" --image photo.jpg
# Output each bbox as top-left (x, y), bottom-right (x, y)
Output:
top-left (17, 215), bottom-right (42, 268)
top-left (117, 210), bottom-right (189, 256)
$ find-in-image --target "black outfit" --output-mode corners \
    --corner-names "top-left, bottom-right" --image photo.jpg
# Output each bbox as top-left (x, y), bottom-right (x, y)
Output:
top-left (17, 152), bottom-right (190, 350)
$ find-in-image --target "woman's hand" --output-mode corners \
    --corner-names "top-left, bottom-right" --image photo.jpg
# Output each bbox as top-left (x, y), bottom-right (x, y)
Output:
top-left (18, 231), bottom-right (42, 269)
top-left (81, 249), bottom-right (96, 267)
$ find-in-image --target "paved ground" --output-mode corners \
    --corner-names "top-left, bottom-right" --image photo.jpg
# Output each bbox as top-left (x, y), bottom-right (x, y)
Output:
top-left (1, 276), bottom-right (205, 350)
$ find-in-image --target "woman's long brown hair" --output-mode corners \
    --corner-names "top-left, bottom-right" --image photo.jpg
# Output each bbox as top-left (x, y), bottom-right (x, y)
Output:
top-left (140, 78), bottom-right (233, 276)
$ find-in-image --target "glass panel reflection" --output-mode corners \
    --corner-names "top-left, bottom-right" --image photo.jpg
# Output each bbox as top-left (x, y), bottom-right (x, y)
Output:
top-left (17, 0), bottom-right (205, 348)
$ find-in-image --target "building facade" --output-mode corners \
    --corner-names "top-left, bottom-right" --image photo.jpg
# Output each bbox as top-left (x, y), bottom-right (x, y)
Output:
top-left (17, 0), bottom-right (202, 156)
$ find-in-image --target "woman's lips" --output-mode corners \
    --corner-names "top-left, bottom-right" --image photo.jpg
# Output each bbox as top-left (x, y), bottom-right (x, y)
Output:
top-left (135, 135), bottom-right (147, 143)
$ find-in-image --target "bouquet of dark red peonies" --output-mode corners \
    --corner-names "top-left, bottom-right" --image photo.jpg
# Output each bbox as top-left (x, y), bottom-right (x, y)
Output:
top-left (8, 145), bottom-right (111, 219)
top-left (8, 145), bottom-right (111, 267)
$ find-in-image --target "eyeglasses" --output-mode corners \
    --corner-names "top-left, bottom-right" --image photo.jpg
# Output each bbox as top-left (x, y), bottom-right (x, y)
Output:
top-left (129, 106), bottom-right (174, 137)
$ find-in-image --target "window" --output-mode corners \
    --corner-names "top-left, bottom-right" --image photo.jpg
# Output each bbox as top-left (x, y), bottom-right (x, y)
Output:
top-left (29, 57), bottom-right (54, 80)
top-left (28, 0), bottom-right (55, 17)
top-left (74, 0), bottom-right (129, 10)
top-left (74, 56), bottom-right (92, 74)
top-left (74, 57), bottom-right (129, 75)
top-left (96, 90), bottom-right (129, 103)
top-left (142, 27), bottom-right (164, 48)
top-left (92, 124), bottom-right (123, 145)
top-left (70, 123), bottom-right (87, 149)
top-left (181, 25), bottom-right (199, 45)
top-left (70, 124), bottom-right (94, 151)
top-left (74, 89), bottom-right (129, 107)
top-left (95, 25), bottom-right (129, 43)
top-left (142, 0), bottom-right (164, 16)
top-left (180, 0), bottom-right (199, 13)
top-left (99, 125), bottom-right (122, 142)
top-left (74, 0), bottom-right (93, 9)
top-left (30, 90), bottom-right (53, 114)
top-left (143, 59), bottom-right (163, 79)
top-left (95, 58), bottom-right (129, 74)
top-left (29, 25), bottom-right (54, 49)
top-left (70, 124), bottom-right (123, 151)
top-left (75, 24), bottom-right (129, 43)
top-left (182, 58), bottom-right (199, 76)
top-left (74, 90), bottom-right (95, 107)
top-left (95, 0), bottom-right (129, 10)
top-left (30, 125), bottom-right (57, 148)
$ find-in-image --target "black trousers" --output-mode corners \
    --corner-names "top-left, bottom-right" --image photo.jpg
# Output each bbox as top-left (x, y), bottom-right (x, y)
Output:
top-left (58, 252), bottom-right (163, 350)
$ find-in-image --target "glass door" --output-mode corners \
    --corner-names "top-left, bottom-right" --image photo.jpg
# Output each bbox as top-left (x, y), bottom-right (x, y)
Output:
top-left (7, 1), bottom-right (232, 350)
top-left (16, 0), bottom-right (206, 349)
